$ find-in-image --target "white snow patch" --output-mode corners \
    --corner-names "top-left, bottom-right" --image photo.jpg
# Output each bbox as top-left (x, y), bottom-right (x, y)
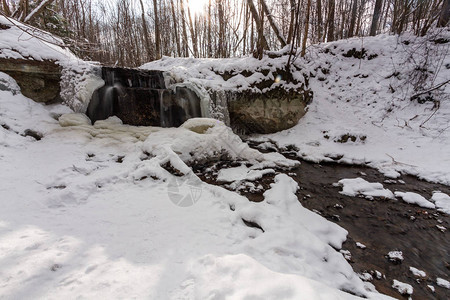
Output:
top-left (217, 165), bottom-right (275, 183)
top-left (409, 266), bottom-right (426, 278)
top-left (392, 280), bottom-right (413, 295)
top-left (337, 178), bottom-right (394, 199)
top-left (436, 278), bottom-right (450, 289)
top-left (394, 192), bottom-right (435, 209)
top-left (388, 251), bottom-right (404, 262)
top-left (431, 192), bottom-right (450, 215)
top-left (356, 242), bottom-right (367, 249)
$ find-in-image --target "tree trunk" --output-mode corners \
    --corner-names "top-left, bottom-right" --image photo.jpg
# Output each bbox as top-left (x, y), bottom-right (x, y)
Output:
top-left (370, 0), bottom-right (383, 36)
top-left (138, 0), bottom-right (152, 61)
top-left (217, 0), bottom-right (226, 57)
top-left (170, 0), bottom-right (181, 57)
top-left (348, 0), bottom-right (358, 37)
top-left (287, 0), bottom-right (295, 44)
top-left (179, 0), bottom-right (189, 56)
top-left (246, 0), bottom-right (269, 51)
top-left (438, 0), bottom-right (450, 27)
top-left (24, 0), bottom-right (55, 23)
top-left (153, 0), bottom-right (161, 59)
top-left (1, 0), bottom-right (11, 16)
top-left (316, 0), bottom-right (323, 42)
top-left (186, 0), bottom-right (198, 57)
top-left (327, 0), bottom-right (335, 42)
top-left (301, 0), bottom-right (311, 57)
top-left (261, 0), bottom-right (286, 47)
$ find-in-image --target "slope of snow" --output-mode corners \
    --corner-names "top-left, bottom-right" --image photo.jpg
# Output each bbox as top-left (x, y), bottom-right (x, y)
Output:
top-left (264, 29), bottom-right (450, 185)
top-left (0, 83), bottom-right (395, 299)
top-left (0, 16), bottom-right (77, 62)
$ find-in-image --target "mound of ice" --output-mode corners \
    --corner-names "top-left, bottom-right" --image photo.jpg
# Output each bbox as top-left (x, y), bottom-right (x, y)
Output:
top-left (394, 192), bottom-right (435, 209)
top-left (59, 113), bottom-right (91, 127)
top-left (336, 178), bottom-right (394, 199)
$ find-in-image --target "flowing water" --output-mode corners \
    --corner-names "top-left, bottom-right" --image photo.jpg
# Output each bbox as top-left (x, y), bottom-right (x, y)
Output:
top-left (191, 141), bottom-right (450, 300)
top-left (87, 67), bottom-right (205, 127)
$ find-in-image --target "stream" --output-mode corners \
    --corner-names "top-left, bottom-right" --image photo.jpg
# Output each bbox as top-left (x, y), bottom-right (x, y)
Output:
top-left (191, 140), bottom-right (450, 300)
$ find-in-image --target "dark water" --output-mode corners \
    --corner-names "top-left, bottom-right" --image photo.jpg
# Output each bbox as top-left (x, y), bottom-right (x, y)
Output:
top-left (191, 141), bottom-right (450, 300)
top-left (86, 67), bottom-right (202, 127)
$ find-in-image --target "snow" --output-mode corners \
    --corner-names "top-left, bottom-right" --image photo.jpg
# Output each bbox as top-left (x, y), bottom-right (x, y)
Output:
top-left (356, 242), bottom-right (367, 249)
top-left (431, 192), bottom-right (450, 214)
top-left (217, 165), bottom-right (275, 182)
top-left (394, 192), bottom-right (436, 209)
top-left (0, 16), bottom-right (77, 62)
top-left (409, 266), bottom-right (426, 278)
top-left (436, 278), bottom-right (450, 289)
top-left (0, 72), bottom-right (20, 95)
top-left (387, 251), bottom-right (404, 262)
top-left (392, 280), bottom-right (413, 295)
top-left (336, 178), bottom-right (394, 199)
top-left (1, 82), bottom-right (396, 299)
top-left (262, 30), bottom-right (450, 185)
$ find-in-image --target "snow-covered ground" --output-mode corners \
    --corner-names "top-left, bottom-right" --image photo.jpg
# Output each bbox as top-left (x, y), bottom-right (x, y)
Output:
top-left (263, 29), bottom-right (450, 185)
top-left (0, 75), bottom-right (394, 298)
top-left (1, 16), bottom-right (449, 299)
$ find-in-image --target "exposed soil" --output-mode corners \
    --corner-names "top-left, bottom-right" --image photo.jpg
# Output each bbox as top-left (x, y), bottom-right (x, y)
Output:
top-left (191, 141), bottom-right (450, 300)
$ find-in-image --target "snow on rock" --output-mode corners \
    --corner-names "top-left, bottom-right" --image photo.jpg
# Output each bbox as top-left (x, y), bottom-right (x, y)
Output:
top-left (142, 118), bottom-right (298, 169)
top-left (436, 278), bottom-right (450, 289)
top-left (431, 192), bottom-right (450, 215)
top-left (387, 251), bottom-right (404, 262)
top-left (409, 266), bottom-right (426, 278)
top-left (140, 54), bottom-right (305, 94)
top-left (217, 165), bottom-right (275, 183)
top-left (392, 279), bottom-right (413, 295)
top-left (0, 16), bottom-right (77, 62)
top-left (336, 178), bottom-right (394, 199)
top-left (394, 192), bottom-right (435, 209)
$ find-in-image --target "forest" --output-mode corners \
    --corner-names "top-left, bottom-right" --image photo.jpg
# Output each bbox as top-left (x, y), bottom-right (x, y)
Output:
top-left (1, 0), bottom-right (449, 66)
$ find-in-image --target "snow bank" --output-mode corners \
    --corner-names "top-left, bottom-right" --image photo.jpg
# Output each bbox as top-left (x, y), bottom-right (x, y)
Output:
top-left (0, 16), bottom-right (77, 62)
top-left (187, 254), bottom-right (361, 299)
top-left (394, 191), bottom-right (435, 209)
top-left (336, 178), bottom-right (394, 199)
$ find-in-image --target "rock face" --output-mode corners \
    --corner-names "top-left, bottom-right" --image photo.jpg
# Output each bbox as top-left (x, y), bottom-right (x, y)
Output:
top-left (87, 67), bottom-right (202, 127)
top-left (226, 87), bottom-right (313, 134)
top-left (0, 58), bottom-right (61, 103)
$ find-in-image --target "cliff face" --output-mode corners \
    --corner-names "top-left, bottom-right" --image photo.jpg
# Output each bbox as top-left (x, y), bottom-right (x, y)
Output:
top-left (0, 58), bottom-right (62, 103)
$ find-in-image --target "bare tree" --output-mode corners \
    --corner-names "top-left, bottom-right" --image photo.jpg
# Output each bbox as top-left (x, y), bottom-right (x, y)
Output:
top-left (438, 0), bottom-right (450, 27)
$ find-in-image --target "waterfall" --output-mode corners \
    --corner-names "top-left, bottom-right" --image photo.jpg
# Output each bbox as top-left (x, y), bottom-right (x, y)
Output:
top-left (87, 67), bottom-right (211, 127)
